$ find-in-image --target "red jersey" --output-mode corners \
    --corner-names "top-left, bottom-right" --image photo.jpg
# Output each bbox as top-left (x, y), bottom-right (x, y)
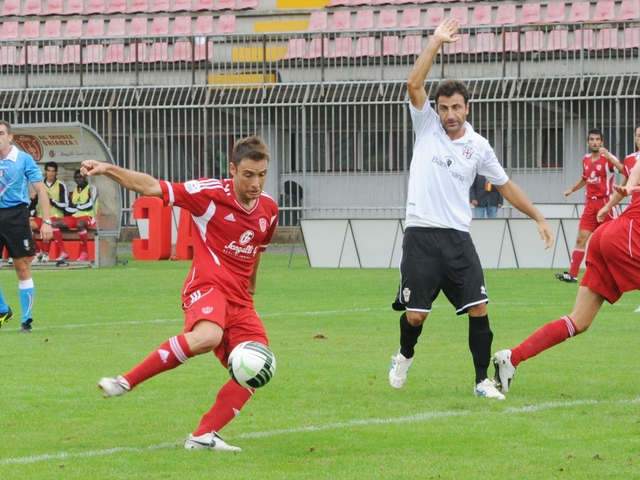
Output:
top-left (160, 178), bottom-right (279, 307)
top-left (623, 152), bottom-right (640, 204)
top-left (581, 153), bottom-right (618, 198)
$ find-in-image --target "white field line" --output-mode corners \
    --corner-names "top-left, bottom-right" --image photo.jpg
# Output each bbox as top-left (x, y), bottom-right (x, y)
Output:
top-left (2, 397), bottom-right (639, 466)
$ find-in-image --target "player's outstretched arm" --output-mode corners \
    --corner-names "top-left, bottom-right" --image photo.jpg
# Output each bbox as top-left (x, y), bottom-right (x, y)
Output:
top-left (497, 180), bottom-right (554, 249)
top-left (81, 160), bottom-right (162, 198)
top-left (563, 177), bottom-right (586, 200)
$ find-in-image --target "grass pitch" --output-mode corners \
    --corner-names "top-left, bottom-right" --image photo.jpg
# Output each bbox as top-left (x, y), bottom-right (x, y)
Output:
top-left (1, 253), bottom-right (640, 479)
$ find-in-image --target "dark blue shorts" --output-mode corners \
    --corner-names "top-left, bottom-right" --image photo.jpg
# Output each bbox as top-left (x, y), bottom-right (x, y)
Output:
top-left (0, 204), bottom-right (36, 259)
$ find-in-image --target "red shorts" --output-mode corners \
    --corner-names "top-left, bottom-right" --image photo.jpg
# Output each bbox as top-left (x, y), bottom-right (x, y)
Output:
top-left (581, 216), bottom-right (640, 303)
top-left (62, 216), bottom-right (96, 229)
top-left (182, 287), bottom-right (268, 368)
top-left (579, 197), bottom-right (617, 232)
top-left (32, 216), bottom-right (62, 229)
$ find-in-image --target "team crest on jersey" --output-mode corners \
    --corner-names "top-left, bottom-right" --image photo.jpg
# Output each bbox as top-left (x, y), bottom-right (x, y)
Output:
top-left (184, 180), bottom-right (201, 194)
top-left (239, 230), bottom-right (254, 245)
top-left (23, 239), bottom-right (30, 250)
top-left (596, 164), bottom-right (602, 171)
top-left (402, 287), bottom-right (411, 302)
top-left (202, 306), bottom-right (214, 314)
top-left (462, 146), bottom-right (474, 159)
top-left (480, 285), bottom-right (487, 296)
top-left (259, 218), bottom-right (267, 232)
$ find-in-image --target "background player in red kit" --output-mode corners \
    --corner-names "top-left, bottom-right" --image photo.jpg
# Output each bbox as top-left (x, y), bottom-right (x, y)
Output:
top-left (81, 135), bottom-right (278, 452)
top-left (556, 128), bottom-right (624, 283)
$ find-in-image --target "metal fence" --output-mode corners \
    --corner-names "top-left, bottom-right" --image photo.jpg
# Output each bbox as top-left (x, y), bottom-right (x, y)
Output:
top-left (1, 20), bottom-right (639, 225)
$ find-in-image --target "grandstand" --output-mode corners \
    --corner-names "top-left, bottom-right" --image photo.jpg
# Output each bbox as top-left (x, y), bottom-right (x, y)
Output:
top-left (0, 0), bottom-right (638, 226)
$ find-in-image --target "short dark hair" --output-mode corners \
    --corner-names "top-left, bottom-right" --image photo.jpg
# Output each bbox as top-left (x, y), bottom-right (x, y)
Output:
top-left (434, 79), bottom-right (470, 106)
top-left (44, 161), bottom-right (58, 171)
top-left (0, 120), bottom-right (12, 134)
top-left (588, 128), bottom-right (603, 140)
top-left (231, 135), bottom-right (270, 166)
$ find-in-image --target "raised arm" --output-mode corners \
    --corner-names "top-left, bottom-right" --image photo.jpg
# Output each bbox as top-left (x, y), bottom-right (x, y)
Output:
top-left (408, 18), bottom-right (460, 110)
top-left (81, 160), bottom-right (162, 198)
top-left (600, 147), bottom-right (624, 173)
top-left (563, 177), bottom-right (586, 200)
top-left (496, 180), bottom-right (554, 249)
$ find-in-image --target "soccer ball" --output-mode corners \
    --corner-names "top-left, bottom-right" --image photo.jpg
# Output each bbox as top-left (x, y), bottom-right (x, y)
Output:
top-left (227, 341), bottom-right (276, 389)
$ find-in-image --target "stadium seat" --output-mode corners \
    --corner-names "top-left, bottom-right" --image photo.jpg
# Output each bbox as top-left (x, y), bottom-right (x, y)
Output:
top-left (496, 4), bottom-right (517, 24)
top-left (331, 11), bottom-right (352, 30)
top-left (0, 47), bottom-right (19, 66)
top-left (328, 37), bottom-right (353, 57)
top-left (194, 39), bottom-right (213, 61)
top-left (22, 21), bottom-right (41, 40)
top-left (107, 18), bottom-right (126, 36)
top-left (496, 31), bottom-right (519, 52)
top-left (19, 45), bottom-right (41, 65)
top-left (41, 45), bottom-right (61, 64)
top-left (44, 0), bottom-right (63, 15)
top-left (373, 0), bottom-right (395, 5)
top-left (43, 20), bottom-right (62, 38)
top-left (326, 0), bottom-right (349, 7)
top-left (130, 18), bottom-right (149, 36)
top-left (351, 0), bottom-right (373, 6)
top-left (519, 4), bottom-right (541, 24)
top-left (354, 10), bottom-right (375, 29)
top-left (382, 35), bottom-right (400, 56)
top-left (424, 7), bottom-right (445, 27)
top-left (193, 0), bottom-right (214, 10)
top-left (217, 15), bottom-right (236, 34)
top-left (400, 9), bottom-right (421, 29)
top-left (172, 41), bottom-right (193, 61)
top-left (195, 16), bottom-right (214, 34)
top-left (471, 6), bottom-right (493, 26)
top-left (85, 0), bottom-right (107, 14)
top-left (449, 6), bottom-right (468, 25)
top-left (595, 28), bottom-right (618, 49)
top-left (593, 1), bottom-right (616, 21)
top-left (617, 0), bottom-right (640, 20)
top-left (472, 32), bottom-right (495, 53)
top-left (86, 19), bottom-right (105, 37)
top-left (569, 29), bottom-right (595, 50)
top-left (523, 30), bottom-right (544, 51)
top-left (62, 44), bottom-right (81, 64)
top-left (1, 0), bottom-right (20, 16)
top-left (65, 20), bottom-right (83, 37)
top-left (104, 44), bottom-right (127, 63)
top-left (282, 39), bottom-right (307, 60)
top-left (129, 0), bottom-right (150, 13)
top-left (171, 0), bottom-right (193, 12)
top-left (216, 0), bottom-right (236, 10)
top-left (354, 37), bottom-right (378, 57)
top-left (173, 16), bottom-right (193, 35)
top-left (24, 0), bottom-right (43, 16)
top-left (150, 0), bottom-right (171, 12)
top-left (545, 29), bottom-right (569, 50)
top-left (1, 22), bottom-right (19, 40)
top-left (107, 0), bottom-right (127, 13)
top-left (307, 37), bottom-right (329, 58)
top-left (443, 33), bottom-right (470, 54)
top-left (308, 12), bottom-right (328, 31)
top-left (401, 34), bottom-right (422, 56)
top-left (568, 2), bottom-right (591, 22)
top-left (621, 27), bottom-right (640, 49)
top-left (85, 44), bottom-right (105, 64)
top-left (151, 17), bottom-right (170, 35)
top-left (237, 0), bottom-right (258, 9)
top-left (544, 3), bottom-right (566, 23)
top-left (65, 0), bottom-right (84, 15)
top-left (129, 42), bottom-right (149, 62)
top-left (377, 10), bottom-right (398, 29)
top-left (148, 42), bottom-right (169, 62)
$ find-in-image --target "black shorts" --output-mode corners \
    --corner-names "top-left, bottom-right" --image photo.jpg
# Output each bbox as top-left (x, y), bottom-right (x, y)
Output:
top-left (392, 227), bottom-right (488, 315)
top-left (0, 205), bottom-right (36, 259)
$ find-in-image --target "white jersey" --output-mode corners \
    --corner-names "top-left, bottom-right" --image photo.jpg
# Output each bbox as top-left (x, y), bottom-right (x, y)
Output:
top-left (405, 101), bottom-right (509, 232)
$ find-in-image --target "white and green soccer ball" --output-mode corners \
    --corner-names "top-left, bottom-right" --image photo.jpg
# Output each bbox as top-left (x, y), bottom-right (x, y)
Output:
top-left (228, 341), bottom-right (276, 389)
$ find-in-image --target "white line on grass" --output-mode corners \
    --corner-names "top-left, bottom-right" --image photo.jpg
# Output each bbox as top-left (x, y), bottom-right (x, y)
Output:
top-left (2, 397), bottom-right (639, 466)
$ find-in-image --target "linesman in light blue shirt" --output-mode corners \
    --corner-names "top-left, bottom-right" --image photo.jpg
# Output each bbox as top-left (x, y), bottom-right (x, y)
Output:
top-left (0, 120), bottom-right (53, 333)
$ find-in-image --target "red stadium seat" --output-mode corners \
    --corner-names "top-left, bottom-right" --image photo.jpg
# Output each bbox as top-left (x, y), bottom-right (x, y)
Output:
top-left (443, 33), bottom-right (470, 54)
top-left (43, 20), bottom-right (62, 38)
top-left (326, 0), bottom-right (349, 7)
top-left (400, 9), bottom-right (421, 29)
top-left (128, 42), bottom-right (149, 63)
top-left (173, 17), bottom-right (193, 35)
top-left (522, 31), bottom-right (544, 51)
top-left (595, 28), bottom-right (618, 49)
top-left (472, 32), bottom-right (495, 53)
top-left (41, 45), bottom-right (61, 64)
top-left (172, 41), bottom-right (193, 61)
top-left (593, 1), bottom-right (616, 21)
top-left (148, 42), bottom-right (169, 62)
top-left (519, 4), bottom-right (541, 24)
top-left (195, 16), bottom-right (214, 34)
top-left (44, 0), bottom-right (63, 15)
top-left (496, 4), bottom-right (516, 25)
top-left (215, 0), bottom-right (236, 10)
top-left (354, 10), bottom-right (375, 29)
top-left (1, 22), bottom-right (19, 40)
top-left (331, 11), bottom-right (352, 30)
top-left (107, 18), bottom-right (126, 36)
top-left (19, 46), bottom-right (41, 65)
top-left (328, 37), bottom-right (353, 57)
top-left (617, 0), bottom-right (640, 20)
top-left (351, 0), bottom-right (373, 6)
top-left (86, 19), bottom-right (105, 37)
top-left (569, 29), bottom-right (595, 50)
top-left (377, 9), bottom-right (398, 29)
top-left (282, 39), bottom-right (307, 60)
top-left (64, 19), bottom-right (83, 37)
top-left (544, 3), bottom-right (566, 23)
top-left (194, 39), bottom-right (213, 61)
top-left (85, 0), bottom-right (106, 14)
top-left (496, 31), bottom-right (519, 52)
top-left (1, 0), bottom-right (20, 16)
top-left (424, 7), bottom-right (445, 27)
top-left (22, 21), bottom-right (41, 40)
top-left (354, 37), bottom-right (378, 57)
top-left (150, 0), bottom-right (171, 12)
top-left (129, 0), bottom-right (150, 13)
top-left (568, 2), bottom-right (591, 22)
top-left (171, 0), bottom-right (193, 12)
top-left (0, 47), bottom-right (19, 66)
top-left (449, 6), bottom-right (469, 25)
top-left (545, 29), bottom-right (569, 50)
top-left (401, 35), bottom-right (422, 56)
top-left (621, 27), bottom-right (640, 49)
top-left (151, 17), bottom-right (170, 35)
top-left (217, 15), bottom-right (236, 34)
top-left (25, 0), bottom-right (43, 15)
top-left (85, 44), bottom-right (105, 63)
top-left (193, 0), bottom-right (214, 10)
top-left (62, 45), bottom-right (81, 64)
top-left (104, 44), bottom-right (127, 63)
top-left (237, 0), bottom-right (258, 9)
top-left (307, 37), bottom-right (329, 58)
top-left (471, 6), bottom-right (493, 26)
top-left (107, 0), bottom-right (127, 13)
top-left (130, 18), bottom-right (149, 36)
top-left (382, 36), bottom-right (400, 56)
top-left (65, 0), bottom-right (84, 15)
top-left (308, 12), bottom-right (328, 31)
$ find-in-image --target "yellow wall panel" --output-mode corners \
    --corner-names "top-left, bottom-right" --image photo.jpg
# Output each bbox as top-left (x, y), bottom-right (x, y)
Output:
top-left (254, 20), bottom-right (310, 33)
top-left (208, 73), bottom-right (277, 88)
top-left (232, 46), bottom-right (287, 62)
top-left (277, 0), bottom-right (327, 8)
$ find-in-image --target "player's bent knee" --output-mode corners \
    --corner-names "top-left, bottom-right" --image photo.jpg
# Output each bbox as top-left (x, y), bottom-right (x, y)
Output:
top-left (187, 321), bottom-right (223, 354)
top-left (406, 311), bottom-right (427, 326)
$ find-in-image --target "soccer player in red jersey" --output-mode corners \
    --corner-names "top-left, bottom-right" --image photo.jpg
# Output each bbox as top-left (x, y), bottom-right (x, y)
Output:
top-left (82, 136), bottom-right (278, 451)
top-left (494, 158), bottom-right (640, 394)
top-left (556, 128), bottom-right (624, 283)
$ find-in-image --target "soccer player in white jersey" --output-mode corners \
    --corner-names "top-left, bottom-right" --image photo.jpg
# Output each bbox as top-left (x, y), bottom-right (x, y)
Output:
top-left (82, 136), bottom-right (279, 451)
top-left (388, 18), bottom-right (554, 399)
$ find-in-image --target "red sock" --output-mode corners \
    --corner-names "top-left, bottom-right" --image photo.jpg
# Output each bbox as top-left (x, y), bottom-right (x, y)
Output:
top-left (78, 229), bottom-right (88, 253)
top-left (511, 316), bottom-right (577, 366)
top-left (42, 241), bottom-right (50, 254)
top-left (123, 334), bottom-right (194, 389)
top-left (52, 228), bottom-right (66, 253)
top-left (569, 249), bottom-right (585, 278)
top-left (193, 380), bottom-right (254, 436)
